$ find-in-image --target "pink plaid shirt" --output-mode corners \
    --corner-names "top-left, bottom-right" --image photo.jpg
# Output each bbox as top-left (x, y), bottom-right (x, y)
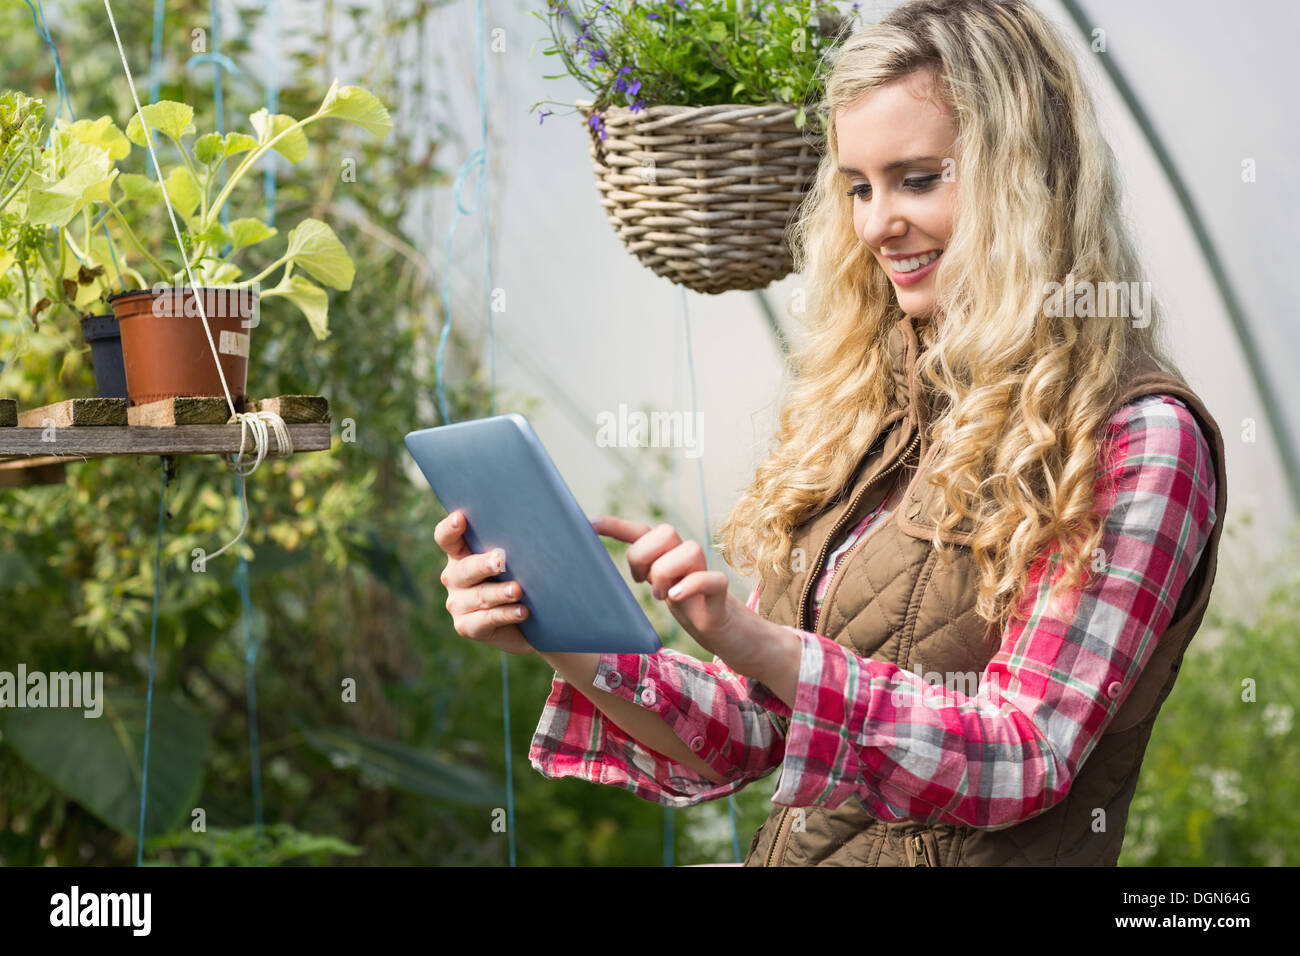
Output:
top-left (528, 394), bottom-right (1217, 828)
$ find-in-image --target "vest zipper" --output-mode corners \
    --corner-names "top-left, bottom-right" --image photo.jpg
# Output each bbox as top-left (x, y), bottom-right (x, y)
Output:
top-left (764, 426), bottom-right (921, 868)
top-left (793, 429), bottom-right (921, 634)
top-left (909, 834), bottom-right (929, 866)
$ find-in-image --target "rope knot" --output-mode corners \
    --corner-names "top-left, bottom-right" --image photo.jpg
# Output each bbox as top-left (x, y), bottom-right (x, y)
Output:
top-left (226, 410), bottom-right (293, 476)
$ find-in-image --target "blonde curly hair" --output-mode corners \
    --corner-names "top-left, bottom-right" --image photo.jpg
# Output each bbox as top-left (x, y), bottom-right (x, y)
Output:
top-left (716, 0), bottom-right (1181, 630)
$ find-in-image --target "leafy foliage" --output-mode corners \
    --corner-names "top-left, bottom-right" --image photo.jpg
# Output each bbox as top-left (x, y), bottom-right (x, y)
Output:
top-left (531, 0), bottom-right (859, 135)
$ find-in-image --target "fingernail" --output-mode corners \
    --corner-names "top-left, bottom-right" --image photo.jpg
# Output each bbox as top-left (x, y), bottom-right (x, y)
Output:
top-left (668, 584), bottom-right (684, 599)
top-left (514, 607), bottom-right (525, 619)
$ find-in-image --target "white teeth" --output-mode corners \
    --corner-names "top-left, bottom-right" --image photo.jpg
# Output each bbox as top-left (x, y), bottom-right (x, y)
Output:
top-left (892, 250), bottom-right (941, 273)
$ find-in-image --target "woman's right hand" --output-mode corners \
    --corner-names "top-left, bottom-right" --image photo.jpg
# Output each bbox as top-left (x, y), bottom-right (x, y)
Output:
top-left (435, 509), bottom-right (534, 655)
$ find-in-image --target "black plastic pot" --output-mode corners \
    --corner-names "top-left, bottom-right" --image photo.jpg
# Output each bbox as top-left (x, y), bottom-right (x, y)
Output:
top-left (80, 312), bottom-right (128, 399)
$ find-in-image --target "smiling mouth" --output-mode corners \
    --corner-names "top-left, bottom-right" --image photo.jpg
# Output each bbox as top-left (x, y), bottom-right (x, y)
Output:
top-left (888, 250), bottom-right (942, 273)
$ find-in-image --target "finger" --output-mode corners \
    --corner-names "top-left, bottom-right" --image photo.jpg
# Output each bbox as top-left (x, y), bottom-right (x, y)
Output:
top-left (442, 547), bottom-right (507, 590)
top-left (591, 514), bottom-right (653, 544)
top-left (456, 617), bottom-right (533, 656)
top-left (625, 523), bottom-right (682, 583)
top-left (446, 579), bottom-right (523, 617)
top-left (433, 510), bottom-right (474, 560)
top-left (647, 539), bottom-right (708, 600)
top-left (665, 570), bottom-right (729, 603)
top-left (454, 603), bottom-right (530, 641)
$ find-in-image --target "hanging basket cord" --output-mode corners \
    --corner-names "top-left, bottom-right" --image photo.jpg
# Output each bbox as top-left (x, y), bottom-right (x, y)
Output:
top-left (102, 0), bottom-right (292, 561)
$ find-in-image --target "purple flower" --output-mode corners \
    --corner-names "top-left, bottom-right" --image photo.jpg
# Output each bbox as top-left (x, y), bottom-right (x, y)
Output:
top-left (647, 12), bottom-right (661, 20)
top-left (673, 0), bottom-right (687, 9)
top-left (538, 108), bottom-right (553, 125)
top-left (627, 79), bottom-right (642, 97)
top-left (630, 99), bottom-right (646, 114)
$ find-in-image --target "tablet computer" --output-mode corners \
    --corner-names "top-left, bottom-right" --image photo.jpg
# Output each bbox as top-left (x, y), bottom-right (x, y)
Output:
top-left (404, 413), bottom-right (663, 654)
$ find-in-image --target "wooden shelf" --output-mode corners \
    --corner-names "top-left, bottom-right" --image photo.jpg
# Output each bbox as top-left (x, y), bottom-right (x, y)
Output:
top-left (0, 423), bottom-right (330, 458)
top-left (0, 395), bottom-right (332, 482)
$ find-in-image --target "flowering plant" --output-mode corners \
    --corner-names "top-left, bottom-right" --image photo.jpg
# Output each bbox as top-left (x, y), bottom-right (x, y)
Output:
top-left (531, 0), bottom-right (859, 138)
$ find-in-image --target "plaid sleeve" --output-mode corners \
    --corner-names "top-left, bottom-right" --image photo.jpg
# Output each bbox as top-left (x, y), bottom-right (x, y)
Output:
top-left (750, 394), bottom-right (1218, 828)
top-left (527, 586), bottom-right (787, 807)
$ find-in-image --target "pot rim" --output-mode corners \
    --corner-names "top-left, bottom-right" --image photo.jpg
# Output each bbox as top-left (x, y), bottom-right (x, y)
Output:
top-left (106, 285), bottom-right (261, 304)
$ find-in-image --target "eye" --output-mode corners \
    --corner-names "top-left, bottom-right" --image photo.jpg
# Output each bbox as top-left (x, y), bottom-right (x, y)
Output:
top-left (846, 183), bottom-right (871, 201)
top-left (903, 174), bottom-right (941, 191)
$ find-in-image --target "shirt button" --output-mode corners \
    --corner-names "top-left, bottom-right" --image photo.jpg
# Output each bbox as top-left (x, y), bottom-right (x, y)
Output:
top-left (688, 736), bottom-right (705, 753)
top-left (606, 672), bottom-right (622, 689)
top-left (1106, 681), bottom-right (1122, 700)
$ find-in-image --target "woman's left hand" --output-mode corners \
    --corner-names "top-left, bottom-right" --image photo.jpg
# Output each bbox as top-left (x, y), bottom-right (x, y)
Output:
top-left (591, 515), bottom-right (788, 681)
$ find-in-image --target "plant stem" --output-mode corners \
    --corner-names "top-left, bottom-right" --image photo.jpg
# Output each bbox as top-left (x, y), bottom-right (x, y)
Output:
top-left (238, 254), bottom-right (291, 289)
top-left (104, 199), bottom-right (168, 279)
top-left (207, 111), bottom-right (324, 232)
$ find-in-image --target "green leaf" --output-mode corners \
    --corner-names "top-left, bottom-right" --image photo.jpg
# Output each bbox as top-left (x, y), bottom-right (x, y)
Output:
top-left (318, 81), bottom-right (393, 138)
top-left (193, 133), bottom-right (225, 166)
top-left (116, 173), bottom-right (160, 202)
top-left (283, 218), bottom-right (354, 290)
top-left (267, 272), bottom-right (330, 339)
top-left (0, 248), bottom-right (13, 273)
top-left (125, 101), bottom-right (196, 148)
top-left (26, 140), bottom-right (117, 227)
top-left (299, 724), bottom-right (504, 805)
top-left (203, 261), bottom-right (242, 285)
top-left (163, 166), bottom-right (200, 219)
top-left (221, 132), bottom-right (258, 158)
top-left (707, 21), bottom-right (728, 42)
top-left (698, 73), bottom-right (721, 90)
top-left (228, 217), bottom-right (277, 250)
top-left (64, 116), bottom-right (131, 160)
top-left (1, 687), bottom-right (210, 840)
top-left (249, 109), bottom-right (308, 163)
top-left (195, 131), bottom-right (258, 166)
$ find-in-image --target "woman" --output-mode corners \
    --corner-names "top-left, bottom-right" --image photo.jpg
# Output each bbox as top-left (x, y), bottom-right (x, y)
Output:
top-left (435, 0), bottom-right (1225, 866)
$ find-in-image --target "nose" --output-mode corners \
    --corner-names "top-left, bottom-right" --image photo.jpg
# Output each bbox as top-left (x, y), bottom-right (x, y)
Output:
top-left (858, 190), bottom-right (907, 252)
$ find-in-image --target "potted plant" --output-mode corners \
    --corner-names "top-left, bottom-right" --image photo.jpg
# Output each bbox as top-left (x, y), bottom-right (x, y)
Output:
top-left (105, 80), bottom-right (391, 407)
top-left (532, 0), bottom-right (856, 294)
top-left (1, 90), bottom-right (142, 398)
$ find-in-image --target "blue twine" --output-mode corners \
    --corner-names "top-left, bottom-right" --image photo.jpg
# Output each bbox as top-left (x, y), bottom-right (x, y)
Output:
top-left (27, 0), bottom-right (123, 288)
top-left (25, 0), bottom-right (72, 129)
top-left (435, 0), bottom-right (513, 866)
top-left (263, 0), bottom-right (279, 219)
top-left (234, 474), bottom-right (264, 833)
top-left (137, 461), bottom-right (169, 865)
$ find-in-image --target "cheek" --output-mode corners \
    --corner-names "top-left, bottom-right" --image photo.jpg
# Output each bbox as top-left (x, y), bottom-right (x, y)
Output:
top-left (928, 189), bottom-right (957, 244)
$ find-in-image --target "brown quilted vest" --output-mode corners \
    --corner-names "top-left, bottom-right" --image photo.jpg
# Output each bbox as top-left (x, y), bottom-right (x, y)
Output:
top-left (744, 312), bottom-right (1227, 866)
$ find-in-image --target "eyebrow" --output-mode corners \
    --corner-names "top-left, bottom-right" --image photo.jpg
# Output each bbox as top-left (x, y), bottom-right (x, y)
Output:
top-left (838, 156), bottom-right (945, 176)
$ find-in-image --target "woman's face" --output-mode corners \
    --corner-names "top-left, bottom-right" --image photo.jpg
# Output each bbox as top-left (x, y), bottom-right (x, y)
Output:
top-left (836, 69), bottom-right (958, 319)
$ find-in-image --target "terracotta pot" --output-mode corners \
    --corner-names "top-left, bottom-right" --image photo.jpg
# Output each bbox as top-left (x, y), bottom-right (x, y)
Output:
top-left (109, 287), bottom-right (256, 406)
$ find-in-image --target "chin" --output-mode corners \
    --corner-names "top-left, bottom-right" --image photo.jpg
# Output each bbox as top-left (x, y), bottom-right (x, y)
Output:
top-left (897, 293), bottom-right (937, 319)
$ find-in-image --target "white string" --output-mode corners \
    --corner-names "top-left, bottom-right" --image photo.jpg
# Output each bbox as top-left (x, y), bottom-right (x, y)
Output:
top-left (103, 0), bottom-right (291, 560)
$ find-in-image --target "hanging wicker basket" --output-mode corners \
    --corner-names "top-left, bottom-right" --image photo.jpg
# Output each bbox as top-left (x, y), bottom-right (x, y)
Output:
top-left (576, 100), bottom-right (826, 295)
